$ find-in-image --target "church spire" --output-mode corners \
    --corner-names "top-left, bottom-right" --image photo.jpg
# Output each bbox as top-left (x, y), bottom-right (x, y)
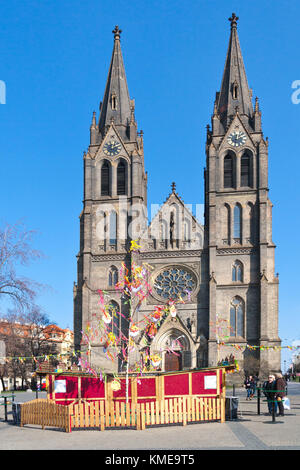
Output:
top-left (98, 26), bottom-right (133, 140)
top-left (216, 13), bottom-right (253, 127)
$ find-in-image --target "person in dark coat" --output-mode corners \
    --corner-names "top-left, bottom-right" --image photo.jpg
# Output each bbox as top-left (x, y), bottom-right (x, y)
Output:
top-left (244, 375), bottom-right (254, 400)
top-left (275, 373), bottom-right (287, 416)
top-left (262, 375), bottom-right (277, 414)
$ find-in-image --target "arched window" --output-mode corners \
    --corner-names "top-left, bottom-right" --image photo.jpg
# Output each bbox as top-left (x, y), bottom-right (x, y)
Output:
top-left (109, 210), bottom-right (117, 245)
top-left (107, 300), bottom-right (119, 337)
top-left (101, 161), bottom-right (110, 196)
top-left (224, 154), bottom-right (234, 188)
top-left (224, 203), bottom-right (231, 243)
top-left (233, 204), bottom-right (242, 240)
top-left (232, 81), bottom-right (238, 100)
top-left (232, 260), bottom-right (243, 282)
top-left (230, 297), bottom-right (245, 337)
top-left (241, 151), bottom-right (252, 187)
top-left (111, 93), bottom-right (117, 110)
top-left (109, 266), bottom-right (118, 286)
top-left (117, 160), bottom-right (126, 195)
top-left (248, 202), bottom-right (255, 243)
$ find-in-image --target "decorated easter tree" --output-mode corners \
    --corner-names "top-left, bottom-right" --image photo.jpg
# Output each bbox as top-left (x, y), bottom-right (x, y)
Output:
top-left (81, 240), bottom-right (188, 402)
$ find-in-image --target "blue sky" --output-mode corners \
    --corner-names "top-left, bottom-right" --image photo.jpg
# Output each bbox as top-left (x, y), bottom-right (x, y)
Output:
top-left (0, 0), bottom-right (299, 370)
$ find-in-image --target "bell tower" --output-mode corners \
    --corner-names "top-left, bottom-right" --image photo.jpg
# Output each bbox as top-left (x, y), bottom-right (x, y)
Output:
top-left (204, 14), bottom-right (281, 376)
top-left (74, 26), bottom-right (147, 370)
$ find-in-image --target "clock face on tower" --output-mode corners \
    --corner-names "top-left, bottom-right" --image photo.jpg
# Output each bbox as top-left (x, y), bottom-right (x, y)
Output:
top-left (103, 139), bottom-right (122, 156)
top-left (227, 131), bottom-right (247, 147)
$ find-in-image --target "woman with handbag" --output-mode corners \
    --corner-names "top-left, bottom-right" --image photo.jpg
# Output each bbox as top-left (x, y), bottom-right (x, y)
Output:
top-left (275, 373), bottom-right (287, 416)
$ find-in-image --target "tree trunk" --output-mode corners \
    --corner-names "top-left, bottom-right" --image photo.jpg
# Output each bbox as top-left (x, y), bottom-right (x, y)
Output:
top-left (0, 377), bottom-right (6, 391)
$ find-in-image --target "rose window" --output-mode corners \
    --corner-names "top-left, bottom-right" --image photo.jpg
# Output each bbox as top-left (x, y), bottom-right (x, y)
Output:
top-left (154, 267), bottom-right (196, 299)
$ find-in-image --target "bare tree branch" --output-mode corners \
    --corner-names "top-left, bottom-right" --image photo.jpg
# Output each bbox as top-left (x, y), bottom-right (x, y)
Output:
top-left (0, 221), bottom-right (45, 312)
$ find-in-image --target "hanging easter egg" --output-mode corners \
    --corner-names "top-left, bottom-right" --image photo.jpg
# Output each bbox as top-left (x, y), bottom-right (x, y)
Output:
top-left (150, 354), bottom-right (162, 368)
top-left (129, 324), bottom-right (139, 337)
top-left (169, 304), bottom-right (177, 317)
top-left (102, 310), bottom-right (112, 324)
top-left (111, 379), bottom-right (121, 391)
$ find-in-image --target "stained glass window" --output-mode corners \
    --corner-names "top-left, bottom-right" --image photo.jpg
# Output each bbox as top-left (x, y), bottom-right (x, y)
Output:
top-left (154, 267), bottom-right (196, 299)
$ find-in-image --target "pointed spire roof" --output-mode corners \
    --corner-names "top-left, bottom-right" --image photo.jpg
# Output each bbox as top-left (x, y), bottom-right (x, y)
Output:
top-left (98, 26), bottom-right (132, 136)
top-left (216, 13), bottom-right (253, 125)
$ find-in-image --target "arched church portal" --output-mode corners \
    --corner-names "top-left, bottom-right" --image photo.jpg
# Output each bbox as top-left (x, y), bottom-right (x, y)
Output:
top-left (156, 329), bottom-right (190, 372)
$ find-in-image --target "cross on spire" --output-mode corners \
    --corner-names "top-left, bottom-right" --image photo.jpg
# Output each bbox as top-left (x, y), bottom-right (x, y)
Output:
top-left (171, 182), bottom-right (176, 192)
top-left (229, 13), bottom-right (239, 29)
top-left (112, 25), bottom-right (122, 40)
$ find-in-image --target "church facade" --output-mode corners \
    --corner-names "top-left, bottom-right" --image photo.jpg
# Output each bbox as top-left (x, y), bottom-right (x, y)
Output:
top-left (73, 15), bottom-right (281, 378)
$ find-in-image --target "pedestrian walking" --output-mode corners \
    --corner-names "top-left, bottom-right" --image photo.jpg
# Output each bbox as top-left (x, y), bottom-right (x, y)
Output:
top-left (262, 374), bottom-right (277, 415)
top-left (252, 374), bottom-right (259, 398)
top-left (275, 373), bottom-right (287, 416)
top-left (244, 375), bottom-right (254, 400)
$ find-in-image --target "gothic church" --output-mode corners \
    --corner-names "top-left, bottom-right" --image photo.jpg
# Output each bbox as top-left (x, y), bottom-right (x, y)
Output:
top-left (73, 15), bottom-right (281, 377)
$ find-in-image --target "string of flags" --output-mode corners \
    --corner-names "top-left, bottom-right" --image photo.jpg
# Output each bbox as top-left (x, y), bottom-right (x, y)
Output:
top-left (0, 343), bottom-right (298, 363)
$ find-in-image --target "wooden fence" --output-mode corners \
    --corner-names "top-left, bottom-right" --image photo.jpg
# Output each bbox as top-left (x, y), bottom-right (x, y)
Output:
top-left (19, 395), bottom-right (225, 432)
top-left (20, 399), bottom-right (71, 432)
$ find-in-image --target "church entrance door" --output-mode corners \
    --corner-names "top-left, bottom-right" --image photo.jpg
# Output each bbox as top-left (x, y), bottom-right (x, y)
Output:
top-left (165, 351), bottom-right (182, 371)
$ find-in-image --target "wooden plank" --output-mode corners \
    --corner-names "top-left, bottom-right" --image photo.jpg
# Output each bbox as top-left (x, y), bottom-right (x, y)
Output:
top-left (200, 398), bottom-right (204, 421)
top-left (90, 402), bottom-right (95, 427)
top-left (121, 402), bottom-right (125, 427)
top-left (95, 401), bottom-right (99, 428)
top-left (220, 396), bottom-right (225, 424)
top-left (131, 378), bottom-right (138, 404)
top-left (126, 401), bottom-right (131, 427)
top-left (146, 402), bottom-right (150, 426)
top-left (105, 401), bottom-right (110, 427)
top-left (178, 397), bottom-right (182, 423)
top-left (187, 396), bottom-right (191, 422)
top-left (84, 402), bottom-right (89, 427)
top-left (131, 402), bottom-right (136, 427)
top-left (169, 399), bottom-right (173, 424)
top-left (160, 376), bottom-right (165, 401)
top-left (115, 401), bottom-right (120, 427)
top-left (155, 401), bottom-right (160, 425)
top-left (100, 401), bottom-right (105, 431)
top-left (136, 404), bottom-right (141, 430)
top-left (195, 397), bottom-right (200, 422)
top-left (141, 403), bottom-right (146, 430)
top-left (66, 407), bottom-right (71, 433)
top-left (155, 376), bottom-right (159, 401)
top-left (150, 401), bottom-right (155, 425)
top-left (174, 398), bottom-right (178, 423)
top-left (204, 398), bottom-right (208, 421)
top-left (160, 400), bottom-right (165, 425)
top-left (110, 401), bottom-right (115, 427)
top-left (74, 404), bottom-right (79, 428)
top-left (79, 403), bottom-right (84, 428)
top-left (182, 398), bottom-right (187, 426)
top-left (191, 397), bottom-right (195, 422)
top-left (164, 400), bottom-right (169, 424)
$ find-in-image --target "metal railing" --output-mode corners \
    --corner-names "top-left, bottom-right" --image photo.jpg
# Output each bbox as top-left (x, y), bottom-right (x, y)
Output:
top-left (0, 393), bottom-right (15, 421)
